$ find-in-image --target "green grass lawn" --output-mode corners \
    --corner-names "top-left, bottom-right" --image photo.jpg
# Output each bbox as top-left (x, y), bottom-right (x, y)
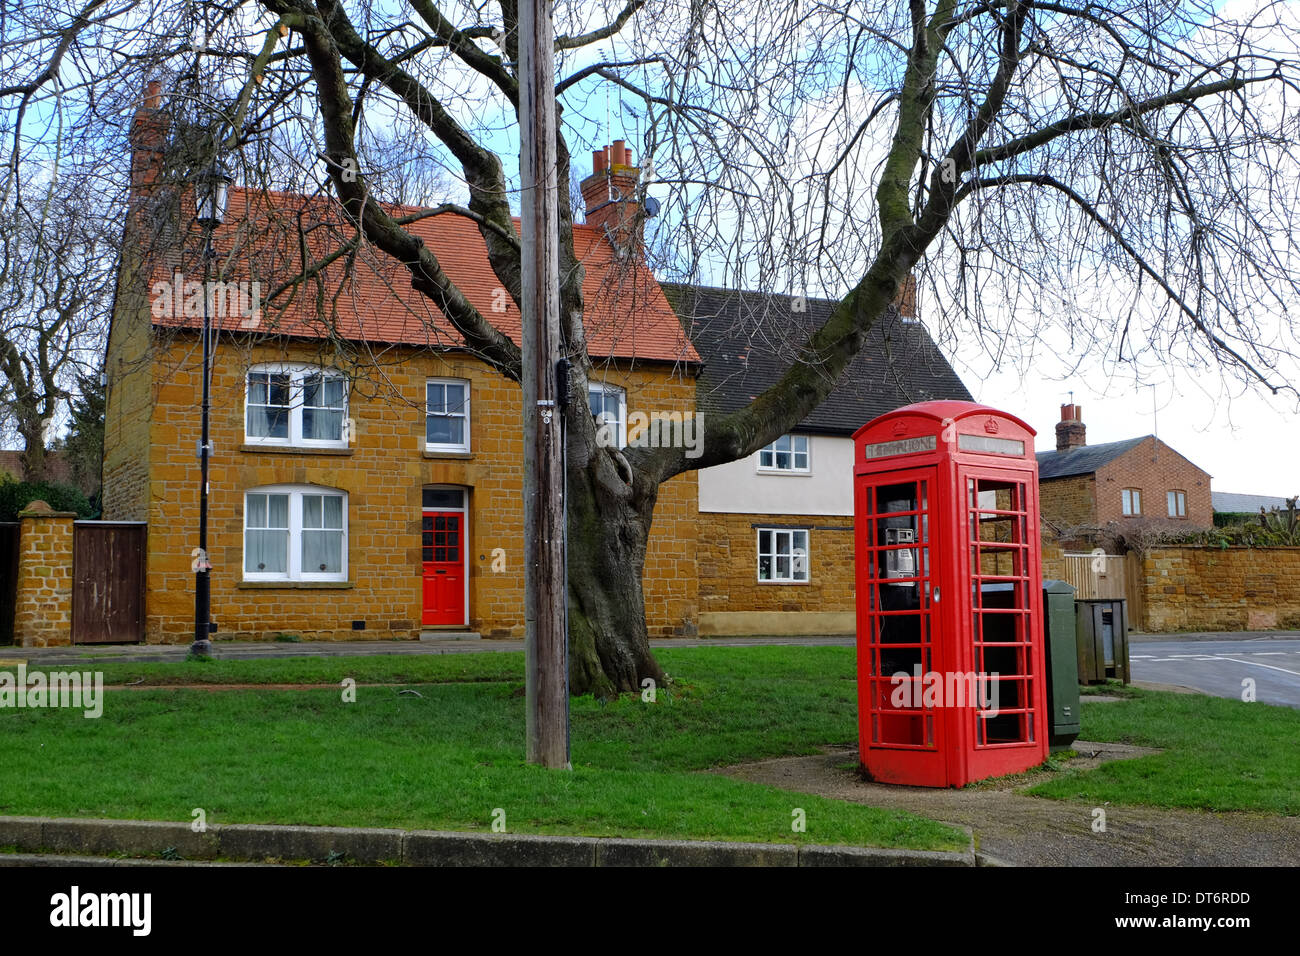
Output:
top-left (0, 646), bottom-right (965, 850)
top-left (1028, 685), bottom-right (1300, 814)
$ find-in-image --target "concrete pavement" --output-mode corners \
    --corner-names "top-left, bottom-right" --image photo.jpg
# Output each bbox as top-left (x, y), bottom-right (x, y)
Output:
top-left (4, 635), bottom-right (856, 667)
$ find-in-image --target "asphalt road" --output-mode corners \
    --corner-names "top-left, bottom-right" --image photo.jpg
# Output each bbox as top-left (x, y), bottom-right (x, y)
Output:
top-left (1131, 637), bottom-right (1300, 708)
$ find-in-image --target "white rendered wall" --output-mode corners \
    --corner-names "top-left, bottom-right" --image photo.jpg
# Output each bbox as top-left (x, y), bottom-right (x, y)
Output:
top-left (698, 434), bottom-right (854, 516)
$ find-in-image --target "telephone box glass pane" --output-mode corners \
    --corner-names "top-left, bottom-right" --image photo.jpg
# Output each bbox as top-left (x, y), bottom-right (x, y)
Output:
top-left (968, 476), bottom-right (1032, 747)
top-left (863, 475), bottom-right (934, 750)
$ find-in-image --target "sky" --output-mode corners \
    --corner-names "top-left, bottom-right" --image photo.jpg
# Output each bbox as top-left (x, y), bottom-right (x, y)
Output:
top-left (6, 0), bottom-right (1296, 499)
top-left (968, 359), bottom-right (1300, 499)
top-left (952, 0), bottom-right (1300, 498)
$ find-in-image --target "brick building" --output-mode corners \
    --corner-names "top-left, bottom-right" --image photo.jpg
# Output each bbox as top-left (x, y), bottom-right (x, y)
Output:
top-left (102, 89), bottom-right (701, 642)
top-left (91, 83), bottom-right (976, 647)
top-left (666, 282), bottom-right (972, 636)
top-left (1036, 403), bottom-right (1213, 535)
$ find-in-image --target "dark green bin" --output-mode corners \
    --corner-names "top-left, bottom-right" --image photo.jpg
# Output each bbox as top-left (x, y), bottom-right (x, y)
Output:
top-left (1042, 580), bottom-right (1081, 751)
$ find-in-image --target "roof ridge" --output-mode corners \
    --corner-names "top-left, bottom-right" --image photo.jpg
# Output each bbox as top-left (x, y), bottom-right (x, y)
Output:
top-left (660, 280), bottom-right (842, 306)
top-left (228, 185), bottom-right (605, 235)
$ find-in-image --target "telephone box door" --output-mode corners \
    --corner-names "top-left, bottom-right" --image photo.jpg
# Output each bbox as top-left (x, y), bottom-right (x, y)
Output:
top-left (961, 466), bottom-right (1047, 779)
top-left (856, 467), bottom-right (952, 786)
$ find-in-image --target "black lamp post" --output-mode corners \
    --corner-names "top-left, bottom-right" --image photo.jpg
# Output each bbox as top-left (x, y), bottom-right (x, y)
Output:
top-left (191, 159), bottom-right (232, 658)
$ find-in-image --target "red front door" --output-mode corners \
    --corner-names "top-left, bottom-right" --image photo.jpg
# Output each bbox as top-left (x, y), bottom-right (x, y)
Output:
top-left (422, 511), bottom-right (465, 626)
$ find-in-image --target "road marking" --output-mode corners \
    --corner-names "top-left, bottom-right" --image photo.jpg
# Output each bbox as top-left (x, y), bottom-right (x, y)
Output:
top-left (1251, 652), bottom-right (1287, 656)
top-left (1212, 656), bottom-right (1300, 678)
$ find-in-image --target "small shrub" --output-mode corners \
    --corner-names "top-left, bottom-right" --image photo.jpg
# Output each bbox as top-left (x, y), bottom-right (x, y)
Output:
top-left (0, 474), bottom-right (97, 522)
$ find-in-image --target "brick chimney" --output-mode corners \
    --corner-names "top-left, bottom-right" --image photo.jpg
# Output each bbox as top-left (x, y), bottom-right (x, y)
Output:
top-left (895, 275), bottom-right (917, 320)
top-left (1056, 403), bottom-right (1086, 452)
top-left (580, 141), bottom-right (643, 255)
top-left (129, 79), bottom-right (167, 194)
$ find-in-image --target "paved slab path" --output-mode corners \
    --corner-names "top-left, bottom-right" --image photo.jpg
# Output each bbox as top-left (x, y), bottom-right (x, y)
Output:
top-left (721, 742), bottom-right (1300, 866)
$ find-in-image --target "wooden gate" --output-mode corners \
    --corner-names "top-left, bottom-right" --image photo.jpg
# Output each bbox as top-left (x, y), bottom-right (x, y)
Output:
top-left (1061, 552), bottom-right (1128, 600)
top-left (0, 522), bottom-right (18, 645)
top-left (72, 521), bottom-right (146, 644)
top-left (1123, 554), bottom-right (1147, 631)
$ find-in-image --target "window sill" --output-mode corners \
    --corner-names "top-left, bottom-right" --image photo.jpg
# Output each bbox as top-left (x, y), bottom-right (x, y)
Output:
top-left (238, 581), bottom-right (354, 589)
top-left (757, 579), bottom-right (812, 586)
top-left (240, 444), bottom-right (353, 456)
top-left (423, 450), bottom-right (474, 460)
top-left (756, 470), bottom-right (813, 476)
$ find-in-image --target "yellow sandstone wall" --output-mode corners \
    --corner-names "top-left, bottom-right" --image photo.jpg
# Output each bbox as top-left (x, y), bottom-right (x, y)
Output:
top-left (1139, 546), bottom-right (1300, 632)
top-left (1037, 474), bottom-right (1096, 531)
top-left (697, 512), bottom-right (855, 635)
top-left (14, 503), bottom-right (76, 648)
top-left (102, 256), bottom-right (156, 523)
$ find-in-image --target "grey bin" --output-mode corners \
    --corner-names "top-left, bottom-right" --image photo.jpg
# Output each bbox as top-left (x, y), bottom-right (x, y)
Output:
top-left (1075, 598), bottom-right (1130, 685)
top-left (1042, 580), bottom-right (1081, 751)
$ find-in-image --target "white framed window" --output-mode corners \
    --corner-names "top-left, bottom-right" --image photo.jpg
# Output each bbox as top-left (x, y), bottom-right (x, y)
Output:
top-left (757, 527), bottom-right (809, 583)
top-left (1122, 488), bottom-right (1143, 516)
top-left (1167, 490), bottom-right (1187, 518)
top-left (245, 365), bottom-right (348, 447)
top-left (426, 379), bottom-right (471, 452)
top-left (244, 485), bottom-right (347, 582)
top-left (758, 434), bottom-right (810, 472)
top-left (589, 383), bottom-right (627, 448)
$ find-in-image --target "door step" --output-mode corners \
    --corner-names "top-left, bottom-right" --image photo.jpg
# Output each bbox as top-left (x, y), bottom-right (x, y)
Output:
top-left (419, 631), bottom-right (481, 641)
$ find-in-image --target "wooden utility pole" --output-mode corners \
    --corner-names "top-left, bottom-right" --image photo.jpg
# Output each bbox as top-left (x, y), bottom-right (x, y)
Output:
top-left (519, 0), bottom-right (570, 768)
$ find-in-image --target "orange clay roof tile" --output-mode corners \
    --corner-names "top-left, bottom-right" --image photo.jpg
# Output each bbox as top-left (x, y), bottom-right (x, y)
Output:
top-left (149, 187), bottom-right (699, 365)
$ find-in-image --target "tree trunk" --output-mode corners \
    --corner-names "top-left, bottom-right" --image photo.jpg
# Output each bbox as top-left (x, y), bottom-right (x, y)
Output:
top-left (17, 415), bottom-right (47, 483)
top-left (565, 447), bottom-right (667, 698)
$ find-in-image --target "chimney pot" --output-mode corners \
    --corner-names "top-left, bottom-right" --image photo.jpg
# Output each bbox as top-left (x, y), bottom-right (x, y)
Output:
top-left (1055, 403), bottom-right (1086, 451)
top-left (579, 139), bottom-right (644, 255)
top-left (130, 80), bottom-right (168, 194)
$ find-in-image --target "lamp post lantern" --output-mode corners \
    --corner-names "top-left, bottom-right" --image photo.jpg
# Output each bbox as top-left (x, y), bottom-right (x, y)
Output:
top-left (192, 159), bottom-right (232, 658)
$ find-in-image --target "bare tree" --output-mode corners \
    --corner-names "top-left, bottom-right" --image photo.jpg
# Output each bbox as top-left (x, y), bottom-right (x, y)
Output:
top-left (5, 0), bottom-right (1299, 694)
top-left (0, 190), bottom-right (115, 480)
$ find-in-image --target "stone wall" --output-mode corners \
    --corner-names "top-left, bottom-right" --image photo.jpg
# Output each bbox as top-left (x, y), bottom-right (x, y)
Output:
top-left (1139, 546), bottom-right (1300, 632)
top-left (1038, 474), bottom-right (1096, 531)
top-left (1040, 536), bottom-right (1067, 583)
top-left (697, 512), bottom-right (855, 635)
top-left (105, 334), bottom-right (699, 642)
top-left (13, 502), bottom-right (75, 647)
top-left (101, 253), bottom-right (155, 522)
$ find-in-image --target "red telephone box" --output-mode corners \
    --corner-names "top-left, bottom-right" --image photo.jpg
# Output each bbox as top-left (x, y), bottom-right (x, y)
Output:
top-left (853, 401), bottom-right (1047, 787)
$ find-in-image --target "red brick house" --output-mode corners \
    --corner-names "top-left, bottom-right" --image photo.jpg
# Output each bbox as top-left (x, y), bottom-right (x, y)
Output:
top-left (1036, 403), bottom-right (1213, 535)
